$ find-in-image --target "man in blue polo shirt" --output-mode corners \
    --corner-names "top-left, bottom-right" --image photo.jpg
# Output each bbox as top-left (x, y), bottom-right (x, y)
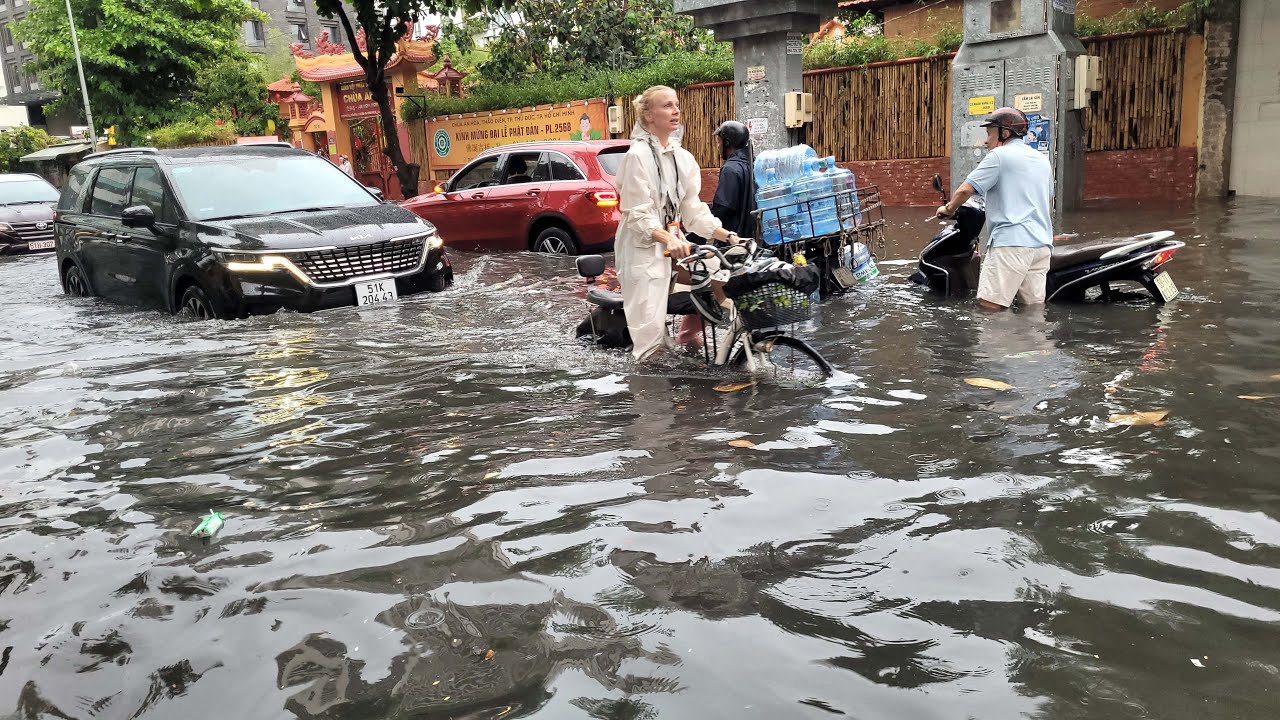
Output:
top-left (937, 107), bottom-right (1055, 310)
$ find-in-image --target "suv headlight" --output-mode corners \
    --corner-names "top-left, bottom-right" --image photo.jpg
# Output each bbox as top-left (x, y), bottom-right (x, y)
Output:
top-left (215, 251), bottom-right (308, 282)
top-left (0, 223), bottom-right (13, 232)
top-left (427, 233), bottom-right (444, 250)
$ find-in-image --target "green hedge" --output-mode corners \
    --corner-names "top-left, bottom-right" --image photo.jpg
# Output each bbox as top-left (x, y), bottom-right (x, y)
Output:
top-left (148, 118), bottom-right (239, 149)
top-left (402, 47), bottom-right (734, 122)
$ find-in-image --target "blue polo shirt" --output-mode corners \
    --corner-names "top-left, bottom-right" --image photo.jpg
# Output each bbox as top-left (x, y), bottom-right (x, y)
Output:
top-left (965, 138), bottom-right (1054, 249)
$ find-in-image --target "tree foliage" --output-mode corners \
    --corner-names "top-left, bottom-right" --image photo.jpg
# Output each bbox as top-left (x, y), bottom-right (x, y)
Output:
top-left (14, 0), bottom-right (262, 142)
top-left (458, 0), bottom-right (707, 85)
top-left (193, 54), bottom-right (283, 137)
top-left (0, 126), bottom-right (53, 171)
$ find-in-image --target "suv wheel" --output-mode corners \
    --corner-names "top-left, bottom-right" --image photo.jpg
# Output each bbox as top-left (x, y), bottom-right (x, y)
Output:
top-left (63, 263), bottom-right (90, 297)
top-left (534, 226), bottom-right (578, 255)
top-left (179, 284), bottom-right (221, 321)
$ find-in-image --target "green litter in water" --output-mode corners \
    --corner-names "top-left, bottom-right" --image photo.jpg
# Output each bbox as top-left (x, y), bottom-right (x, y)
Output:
top-left (192, 510), bottom-right (225, 538)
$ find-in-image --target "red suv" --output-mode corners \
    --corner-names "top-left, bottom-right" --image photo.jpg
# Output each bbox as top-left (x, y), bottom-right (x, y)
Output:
top-left (402, 140), bottom-right (630, 255)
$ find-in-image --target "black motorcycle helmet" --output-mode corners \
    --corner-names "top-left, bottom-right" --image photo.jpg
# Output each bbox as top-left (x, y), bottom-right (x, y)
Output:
top-left (714, 120), bottom-right (751, 158)
top-left (980, 107), bottom-right (1029, 143)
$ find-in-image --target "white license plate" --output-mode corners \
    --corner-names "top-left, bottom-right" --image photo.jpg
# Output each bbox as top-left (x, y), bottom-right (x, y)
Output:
top-left (355, 279), bottom-right (398, 306)
top-left (27, 240), bottom-right (54, 250)
top-left (1153, 271), bottom-right (1178, 301)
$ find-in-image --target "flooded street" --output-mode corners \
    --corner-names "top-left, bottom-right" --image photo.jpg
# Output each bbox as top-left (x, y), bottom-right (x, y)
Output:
top-left (3, 199), bottom-right (1280, 720)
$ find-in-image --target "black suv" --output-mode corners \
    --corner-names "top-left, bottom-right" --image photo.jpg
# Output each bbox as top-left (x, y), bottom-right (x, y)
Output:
top-left (55, 144), bottom-right (452, 319)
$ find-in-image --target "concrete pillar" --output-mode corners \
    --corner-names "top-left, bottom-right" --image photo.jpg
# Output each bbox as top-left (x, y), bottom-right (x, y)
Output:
top-left (1197, 0), bottom-right (1241, 198)
top-left (730, 31), bottom-right (804, 151)
top-left (675, 0), bottom-right (840, 152)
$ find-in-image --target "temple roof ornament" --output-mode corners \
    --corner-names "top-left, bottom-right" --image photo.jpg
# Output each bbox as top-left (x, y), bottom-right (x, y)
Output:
top-left (292, 25), bottom-right (438, 82)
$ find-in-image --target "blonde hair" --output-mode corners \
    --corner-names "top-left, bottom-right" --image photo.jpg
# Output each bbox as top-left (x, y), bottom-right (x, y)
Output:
top-left (632, 85), bottom-right (676, 131)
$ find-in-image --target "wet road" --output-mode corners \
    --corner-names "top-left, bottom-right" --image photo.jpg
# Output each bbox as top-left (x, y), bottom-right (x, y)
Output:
top-left (2, 199), bottom-right (1279, 719)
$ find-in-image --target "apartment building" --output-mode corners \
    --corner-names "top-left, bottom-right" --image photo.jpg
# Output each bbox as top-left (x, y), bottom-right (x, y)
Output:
top-left (243, 0), bottom-right (341, 55)
top-left (0, 0), bottom-right (77, 134)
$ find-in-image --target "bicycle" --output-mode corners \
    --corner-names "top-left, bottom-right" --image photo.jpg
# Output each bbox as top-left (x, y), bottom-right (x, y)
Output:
top-left (574, 241), bottom-right (834, 385)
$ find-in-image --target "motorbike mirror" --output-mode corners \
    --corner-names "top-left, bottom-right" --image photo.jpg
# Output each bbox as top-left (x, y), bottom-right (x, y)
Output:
top-left (931, 174), bottom-right (944, 195)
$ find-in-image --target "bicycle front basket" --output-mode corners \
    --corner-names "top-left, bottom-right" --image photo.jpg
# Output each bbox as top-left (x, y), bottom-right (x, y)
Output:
top-left (734, 282), bottom-right (813, 330)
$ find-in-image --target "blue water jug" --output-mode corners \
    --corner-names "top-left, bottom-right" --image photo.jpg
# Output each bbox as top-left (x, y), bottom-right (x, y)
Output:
top-left (753, 145), bottom-right (817, 186)
top-left (754, 168), bottom-right (790, 246)
top-left (792, 158), bottom-right (840, 237)
top-left (825, 156), bottom-right (863, 229)
top-left (782, 179), bottom-right (812, 242)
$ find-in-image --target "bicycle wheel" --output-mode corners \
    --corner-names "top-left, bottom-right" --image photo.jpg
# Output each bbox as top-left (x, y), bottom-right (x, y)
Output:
top-left (729, 332), bottom-right (833, 386)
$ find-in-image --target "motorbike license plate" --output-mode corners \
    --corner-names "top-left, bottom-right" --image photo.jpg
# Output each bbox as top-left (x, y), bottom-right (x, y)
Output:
top-left (27, 240), bottom-right (54, 250)
top-left (355, 279), bottom-right (398, 306)
top-left (1153, 271), bottom-right (1178, 301)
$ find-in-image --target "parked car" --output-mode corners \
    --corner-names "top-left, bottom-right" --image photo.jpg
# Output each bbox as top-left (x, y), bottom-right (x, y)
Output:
top-left (55, 144), bottom-right (452, 319)
top-left (0, 173), bottom-right (60, 254)
top-left (402, 140), bottom-right (629, 255)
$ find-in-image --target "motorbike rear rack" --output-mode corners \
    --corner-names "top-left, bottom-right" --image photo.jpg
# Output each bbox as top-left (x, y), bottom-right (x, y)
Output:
top-left (751, 185), bottom-right (887, 296)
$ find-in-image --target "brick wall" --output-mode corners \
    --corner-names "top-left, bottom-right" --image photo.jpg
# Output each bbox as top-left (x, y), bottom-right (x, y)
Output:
top-left (1085, 147), bottom-right (1198, 203)
top-left (696, 149), bottom-right (1196, 207)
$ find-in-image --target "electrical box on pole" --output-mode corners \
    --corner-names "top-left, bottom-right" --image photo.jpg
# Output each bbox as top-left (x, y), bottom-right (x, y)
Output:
top-left (951, 0), bottom-right (1098, 211)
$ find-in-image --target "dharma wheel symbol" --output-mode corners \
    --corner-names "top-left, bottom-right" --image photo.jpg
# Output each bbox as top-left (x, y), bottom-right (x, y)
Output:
top-left (433, 129), bottom-right (451, 157)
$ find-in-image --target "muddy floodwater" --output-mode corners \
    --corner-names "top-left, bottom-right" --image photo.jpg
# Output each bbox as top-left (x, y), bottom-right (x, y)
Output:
top-left (2, 199), bottom-right (1279, 720)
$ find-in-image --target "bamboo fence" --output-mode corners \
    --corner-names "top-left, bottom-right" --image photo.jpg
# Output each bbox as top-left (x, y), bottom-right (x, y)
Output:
top-left (1082, 30), bottom-right (1185, 151)
top-left (615, 83), bottom-right (735, 169)
top-left (804, 55), bottom-right (952, 162)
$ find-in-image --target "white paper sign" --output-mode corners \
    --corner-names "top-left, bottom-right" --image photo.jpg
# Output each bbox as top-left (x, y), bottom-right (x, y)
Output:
top-left (746, 117), bottom-right (769, 135)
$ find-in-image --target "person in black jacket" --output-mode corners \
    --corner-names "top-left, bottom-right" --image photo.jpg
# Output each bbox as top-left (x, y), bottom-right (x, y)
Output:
top-left (709, 120), bottom-right (756, 239)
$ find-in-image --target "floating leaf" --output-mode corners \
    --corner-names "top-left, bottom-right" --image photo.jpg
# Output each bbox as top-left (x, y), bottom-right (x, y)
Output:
top-left (727, 439), bottom-right (755, 448)
top-left (1108, 410), bottom-right (1169, 426)
top-left (483, 472), bottom-right (499, 480)
top-left (1238, 395), bottom-right (1276, 400)
top-left (483, 649), bottom-right (495, 661)
top-left (1271, 374), bottom-right (1280, 380)
top-left (714, 381), bottom-right (754, 393)
top-left (964, 378), bottom-right (1013, 390)
top-left (1104, 387), bottom-right (1119, 394)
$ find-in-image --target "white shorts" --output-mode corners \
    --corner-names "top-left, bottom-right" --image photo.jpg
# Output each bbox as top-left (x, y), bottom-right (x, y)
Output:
top-left (977, 246), bottom-right (1051, 307)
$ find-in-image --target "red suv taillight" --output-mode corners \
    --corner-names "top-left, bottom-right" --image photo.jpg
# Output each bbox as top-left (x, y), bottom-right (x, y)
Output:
top-left (588, 191), bottom-right (619, 208)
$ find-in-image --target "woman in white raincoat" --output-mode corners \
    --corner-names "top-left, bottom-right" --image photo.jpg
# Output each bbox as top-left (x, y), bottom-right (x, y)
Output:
top-left (615, 86), bottom-right (742, 361)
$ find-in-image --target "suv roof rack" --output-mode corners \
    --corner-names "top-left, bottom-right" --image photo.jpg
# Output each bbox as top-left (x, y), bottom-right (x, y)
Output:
top-left (85, 147), bottom-right (159, 159)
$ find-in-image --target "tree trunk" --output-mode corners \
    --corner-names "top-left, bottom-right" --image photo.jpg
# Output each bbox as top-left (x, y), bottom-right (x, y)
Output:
top-left (366, 73), bottom-right (420, 199)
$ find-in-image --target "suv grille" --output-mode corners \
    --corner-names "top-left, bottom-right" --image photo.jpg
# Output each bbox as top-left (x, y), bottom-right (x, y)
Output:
top-left (11, 221), bottom-right (54, 244)
top-left (289, 235), bottom-right (427, 284)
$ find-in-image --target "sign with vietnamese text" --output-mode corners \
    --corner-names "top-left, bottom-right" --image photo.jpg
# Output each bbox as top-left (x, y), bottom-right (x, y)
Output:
top-left (425, 99), bottom-right (609, 172)
top-left (337, 80), bottom-right (379, 119)
top-left (968, 95), bottom-right (996, 116)
top-left (1014, 93), bottom-right (1043, 113)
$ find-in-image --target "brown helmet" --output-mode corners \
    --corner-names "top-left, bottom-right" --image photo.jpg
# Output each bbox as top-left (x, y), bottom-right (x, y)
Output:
top-left (980, 107), bottom-right (1029, 141)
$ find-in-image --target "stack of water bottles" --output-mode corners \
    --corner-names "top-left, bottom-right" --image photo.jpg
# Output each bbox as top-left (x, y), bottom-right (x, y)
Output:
top-left (753, 144), bottom-right (863, 247)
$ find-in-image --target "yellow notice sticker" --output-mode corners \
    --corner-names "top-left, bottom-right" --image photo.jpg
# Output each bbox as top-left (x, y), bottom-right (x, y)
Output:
top-left (968, 96), bottom-right (996, 115)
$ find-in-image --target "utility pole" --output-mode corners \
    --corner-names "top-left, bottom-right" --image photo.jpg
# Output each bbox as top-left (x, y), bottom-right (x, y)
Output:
top-left (64, 0), bottom-right (96, 147)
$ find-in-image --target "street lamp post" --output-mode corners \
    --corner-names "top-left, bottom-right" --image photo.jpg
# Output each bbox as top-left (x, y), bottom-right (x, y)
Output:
top-left (63, 0), bottom-right (96, 146)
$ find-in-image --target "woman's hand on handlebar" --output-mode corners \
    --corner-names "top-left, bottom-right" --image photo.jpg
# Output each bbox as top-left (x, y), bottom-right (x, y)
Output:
top-left (662, 234), bottom-right (694, 260)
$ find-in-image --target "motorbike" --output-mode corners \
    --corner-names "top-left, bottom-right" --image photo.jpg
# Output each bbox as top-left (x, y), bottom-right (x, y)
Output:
top-left (909, 174), bottom-right (1185, 303)
top-left (573, 241), bottom-right (834, 382)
